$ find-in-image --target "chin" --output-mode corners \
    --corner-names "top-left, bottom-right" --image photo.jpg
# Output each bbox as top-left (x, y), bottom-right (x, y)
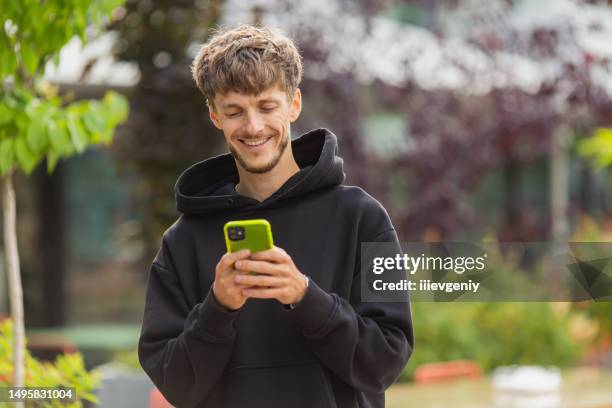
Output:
top-left (249, 155), bottom-right (282, 172)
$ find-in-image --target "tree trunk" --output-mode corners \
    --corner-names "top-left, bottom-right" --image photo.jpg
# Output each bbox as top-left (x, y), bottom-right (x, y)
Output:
top-left (2, 170), bottom-right (25, 408)
top-left (549, 124), bottom-right (571, 299)
top-left (550, 124), bottom-right (571, 243)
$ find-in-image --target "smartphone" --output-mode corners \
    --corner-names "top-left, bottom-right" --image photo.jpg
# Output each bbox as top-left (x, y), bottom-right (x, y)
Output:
top-left (224, 219), bottom-right (274, 254)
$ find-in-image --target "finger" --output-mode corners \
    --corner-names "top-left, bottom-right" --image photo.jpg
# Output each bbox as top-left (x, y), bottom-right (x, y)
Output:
top-left (235, 274), bottom-right (287, 287)
top-left (242, 287), bottom-right (287, 299)
top-left (234, 259), bottom-right (285, 276)
top-left (249, 246), bottom-right (290, 263)
top-left (221, 268), bottom-right (256, 282)
top-left (219, 249), bottom-right (251, 269)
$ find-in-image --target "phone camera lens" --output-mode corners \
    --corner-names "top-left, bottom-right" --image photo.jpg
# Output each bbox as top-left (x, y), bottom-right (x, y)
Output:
top-left (229, 226), bottom-right (245, 241)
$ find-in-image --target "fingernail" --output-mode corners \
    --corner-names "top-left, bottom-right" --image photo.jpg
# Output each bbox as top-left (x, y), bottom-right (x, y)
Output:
top-left (235, 261), bottom-right (242, 268)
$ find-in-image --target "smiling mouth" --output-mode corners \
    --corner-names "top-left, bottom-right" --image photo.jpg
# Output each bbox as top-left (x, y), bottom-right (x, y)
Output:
top-left (239, 137), bottom-right (272, 147)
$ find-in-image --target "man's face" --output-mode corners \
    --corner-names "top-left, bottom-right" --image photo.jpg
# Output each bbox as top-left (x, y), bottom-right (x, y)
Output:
top-left (209, 83), bottom-right (302, 174)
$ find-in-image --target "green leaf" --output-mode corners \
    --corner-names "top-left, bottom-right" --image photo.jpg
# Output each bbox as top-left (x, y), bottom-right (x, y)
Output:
top-left (82, 101), bottom-right (108, 135)
top-left (13, 112), bottom-right (29, 132)
top-left (47, 119), bottom-right (74, 155)
top-left (103, 91), bottom-right (129, 124)
top-left (0, 138), bottom-right (15, 176)
top-left (21, 44), bottom-right (39, 76)
top-left (46, 150), bottom-right (59, 174)
top-left (0, 104), bottom-right (13, 126)
top-left (13, 86), bottom-right (33, 104)
top-left (26, 117), bottom-right (48, 154)
top-left (0, 50), bottom-right (18, 78)
top-left (14, 137), bottom-right (39, 174)
top-left (67, 112), bottom-right (89, 153)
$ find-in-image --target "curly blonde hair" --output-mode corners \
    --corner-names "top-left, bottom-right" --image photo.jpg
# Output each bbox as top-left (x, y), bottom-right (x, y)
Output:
top-left (190, 24), bottom-right (303, 110)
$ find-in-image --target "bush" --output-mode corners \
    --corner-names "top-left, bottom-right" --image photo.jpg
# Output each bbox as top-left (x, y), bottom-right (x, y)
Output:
top-left (401, 301), bottom-right (591, 381)
top-left (0, 318), bottom-right (101, 407)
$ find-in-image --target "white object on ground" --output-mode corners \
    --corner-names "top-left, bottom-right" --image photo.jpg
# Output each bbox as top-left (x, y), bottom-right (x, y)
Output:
top-left (492, 365), bottom-right (562, 408)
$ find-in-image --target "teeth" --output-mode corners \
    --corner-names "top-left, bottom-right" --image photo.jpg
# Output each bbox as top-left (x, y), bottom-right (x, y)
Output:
top-left (243, 138), bottom-right (269, 146)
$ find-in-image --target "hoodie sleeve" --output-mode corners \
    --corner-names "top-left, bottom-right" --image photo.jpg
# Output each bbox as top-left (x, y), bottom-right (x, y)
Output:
top-left (284, 206), bottom-right (414, 394)
top-left (138, 234), bottom-right (238, 407)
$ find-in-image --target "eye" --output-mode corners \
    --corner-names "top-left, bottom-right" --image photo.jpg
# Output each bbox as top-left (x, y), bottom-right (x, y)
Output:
top-left (226, 111), bottom-right (241, 118)
top-left (260, 106), bottom-right (276, 113)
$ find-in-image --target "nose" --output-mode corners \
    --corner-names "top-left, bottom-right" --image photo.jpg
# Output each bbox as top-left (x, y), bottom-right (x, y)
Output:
top-left (244, 110), bottom-right (265, 135)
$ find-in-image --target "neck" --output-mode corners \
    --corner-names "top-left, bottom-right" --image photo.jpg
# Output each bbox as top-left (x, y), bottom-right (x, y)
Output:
top-left (235, 155), bottom-right (300, 202)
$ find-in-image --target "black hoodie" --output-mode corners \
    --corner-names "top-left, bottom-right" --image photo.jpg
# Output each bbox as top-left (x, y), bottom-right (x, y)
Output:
top-left (138, 128), bottom-right (414, 408)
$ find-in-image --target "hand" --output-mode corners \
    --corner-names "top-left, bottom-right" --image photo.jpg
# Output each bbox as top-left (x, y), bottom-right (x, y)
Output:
top-left (233, 246), bottom-right (308, 305)
top-left (212, 249), bottom-right (253, 311)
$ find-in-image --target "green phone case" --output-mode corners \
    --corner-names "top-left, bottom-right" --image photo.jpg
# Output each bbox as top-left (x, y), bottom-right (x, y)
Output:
top-left (224, 219), bottom-right (274, 254)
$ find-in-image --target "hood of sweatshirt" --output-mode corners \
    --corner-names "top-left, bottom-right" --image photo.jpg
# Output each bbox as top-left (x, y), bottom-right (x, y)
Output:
top-left (174, 128), bottom-right (346, 215)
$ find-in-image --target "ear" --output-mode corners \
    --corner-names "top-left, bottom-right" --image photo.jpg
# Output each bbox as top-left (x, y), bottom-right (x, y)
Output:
top-left (288, 88), bottom-right (302, 123)
top-left (208, 103), bottom-right (222, 130)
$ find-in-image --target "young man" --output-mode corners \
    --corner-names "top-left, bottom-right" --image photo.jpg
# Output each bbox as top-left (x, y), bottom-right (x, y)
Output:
top-left (138, 24), bottom-right (413, 408)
